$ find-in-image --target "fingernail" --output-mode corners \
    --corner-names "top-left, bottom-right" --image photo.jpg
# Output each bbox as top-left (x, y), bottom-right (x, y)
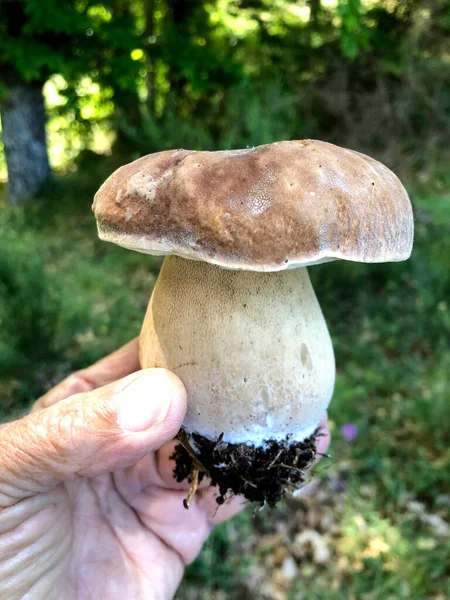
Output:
top-left (117, 370), bottom-right (174, 432)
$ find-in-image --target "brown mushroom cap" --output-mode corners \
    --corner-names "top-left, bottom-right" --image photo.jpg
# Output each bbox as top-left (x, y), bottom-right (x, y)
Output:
top-left (93, 140), bottom-right (414, 271)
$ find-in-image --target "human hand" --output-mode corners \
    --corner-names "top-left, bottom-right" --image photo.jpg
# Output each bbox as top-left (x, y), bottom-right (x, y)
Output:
top-left (0, 339), bottom-right (330, 600)
top-left (0, 339), bottom-right (246, 599)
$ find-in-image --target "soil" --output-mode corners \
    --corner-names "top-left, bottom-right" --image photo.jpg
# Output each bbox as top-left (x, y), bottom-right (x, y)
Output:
top-left (171, 428), bottom-right (324, 507)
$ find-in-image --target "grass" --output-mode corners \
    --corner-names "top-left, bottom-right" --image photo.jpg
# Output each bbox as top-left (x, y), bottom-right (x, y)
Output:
top-left (1, 162), bottom-right (449, 598)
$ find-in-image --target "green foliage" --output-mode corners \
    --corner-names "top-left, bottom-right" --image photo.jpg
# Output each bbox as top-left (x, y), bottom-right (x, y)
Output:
top-left (119, 79), bottom-right (306, 154)
top-left (216, 80), bottom-right (305, 149)
top-left (337, 0), bottom-right (369, 59)
top-left (1, 0), bottom-right (449, 183)
top-left (0, 0), bottom-right (139, 85)
top-left (0, 218), bottom-right (65, 410)
top-left (0, 170), bottom-right (160, 414)
top-left (0, 0), bottom-right (140, 156)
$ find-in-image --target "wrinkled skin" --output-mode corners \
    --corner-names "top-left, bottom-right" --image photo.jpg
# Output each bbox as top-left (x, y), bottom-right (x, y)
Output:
top-left (0, 339), bottom-right (330, 600)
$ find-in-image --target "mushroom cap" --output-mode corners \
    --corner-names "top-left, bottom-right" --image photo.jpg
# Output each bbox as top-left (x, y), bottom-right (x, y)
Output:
top-left (93, 140), bottom-right (414, 271)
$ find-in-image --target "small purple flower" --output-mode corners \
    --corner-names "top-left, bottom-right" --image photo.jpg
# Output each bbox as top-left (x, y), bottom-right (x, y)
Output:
top-left (341, 423), bottom-right (358, 441)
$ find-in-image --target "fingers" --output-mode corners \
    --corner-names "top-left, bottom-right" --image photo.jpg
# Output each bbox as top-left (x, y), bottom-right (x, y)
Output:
top-left (124, 482), bottom-right (247, 565)
top-left (34, 338), bottom-right (140, 411)
top-left (80, 338), bottom-right (141, 387)
top-left (292, 413), bottom-right (331, 498)
top-left (0, 368), bottom-right (186, 508)
top-left (315, 412), bottom-right (331, 457)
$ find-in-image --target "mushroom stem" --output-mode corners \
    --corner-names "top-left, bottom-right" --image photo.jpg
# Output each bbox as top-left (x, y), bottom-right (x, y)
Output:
top-left (140, 256), bottom-right (335, 446)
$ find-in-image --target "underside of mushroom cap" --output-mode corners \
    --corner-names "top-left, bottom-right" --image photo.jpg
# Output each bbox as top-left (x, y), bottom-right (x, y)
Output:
top-left (93, 140), bottom-right (414, 272)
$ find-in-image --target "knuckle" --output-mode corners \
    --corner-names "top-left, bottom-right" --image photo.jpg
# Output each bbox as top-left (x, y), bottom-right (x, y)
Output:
top-left (68, 370), bottom-right (97, 393)
top-left (35, 370), bottom-right (97, 411)
top-left (59, 371), bottom-right (97, 402)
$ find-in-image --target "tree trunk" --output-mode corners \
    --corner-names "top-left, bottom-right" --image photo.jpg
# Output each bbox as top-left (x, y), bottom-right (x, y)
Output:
top-left (0, 82), bottom-right (52, 204)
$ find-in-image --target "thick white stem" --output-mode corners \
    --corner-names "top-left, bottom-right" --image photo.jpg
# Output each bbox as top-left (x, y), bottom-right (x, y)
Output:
top-left (140, 256), bottom-right (335, 445)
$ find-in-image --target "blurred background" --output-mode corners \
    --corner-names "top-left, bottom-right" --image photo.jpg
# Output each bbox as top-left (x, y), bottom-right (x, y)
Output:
top-left (0, 0), bottom-right (449, 598)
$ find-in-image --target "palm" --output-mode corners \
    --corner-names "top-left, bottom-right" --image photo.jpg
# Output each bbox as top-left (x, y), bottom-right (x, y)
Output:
top-left (15, 443), bottom-right (226, 600)
top-left (68, 475), bottom-right (185, 598)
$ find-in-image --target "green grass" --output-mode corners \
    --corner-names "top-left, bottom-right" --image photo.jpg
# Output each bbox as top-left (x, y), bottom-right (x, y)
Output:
top-left (0, 169), bottom-right (162, 416)
top-left (1, 164), bottom-right (449, 598)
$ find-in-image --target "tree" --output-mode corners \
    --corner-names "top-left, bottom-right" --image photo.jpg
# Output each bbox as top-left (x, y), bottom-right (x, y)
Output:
top-left (0, 0), bottom-right (140, 204)
top-left (1, 81), bottom-right (51, 205)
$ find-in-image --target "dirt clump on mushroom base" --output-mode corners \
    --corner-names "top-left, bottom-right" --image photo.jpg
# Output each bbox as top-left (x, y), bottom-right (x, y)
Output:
top-left (171, 428), bottom-right (324, 507)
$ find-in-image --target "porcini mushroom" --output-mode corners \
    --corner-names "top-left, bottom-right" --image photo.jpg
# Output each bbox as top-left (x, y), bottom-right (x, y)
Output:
top-left (93, 140), bottom-right (414, 507)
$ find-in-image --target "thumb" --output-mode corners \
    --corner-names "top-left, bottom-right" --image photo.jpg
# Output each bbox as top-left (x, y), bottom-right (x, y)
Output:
top-left (0, 369), bottom-right (186, 507)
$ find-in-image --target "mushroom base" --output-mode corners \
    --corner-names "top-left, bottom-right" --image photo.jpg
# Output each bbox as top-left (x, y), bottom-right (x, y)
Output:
top-left (171, 428), bottom-right (323, 507)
